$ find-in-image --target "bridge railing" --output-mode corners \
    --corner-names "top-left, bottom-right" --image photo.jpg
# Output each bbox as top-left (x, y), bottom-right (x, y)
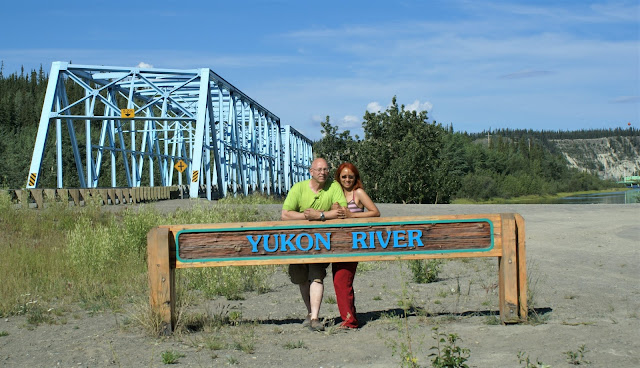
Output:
top-left (3, 186), bottom-right (187, 208)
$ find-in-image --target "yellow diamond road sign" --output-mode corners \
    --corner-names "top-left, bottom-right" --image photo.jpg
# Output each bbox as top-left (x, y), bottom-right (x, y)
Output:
top-left (120, 108), bottom-right (135, 118)
top-left (174, 160), bottom-right (187, 173)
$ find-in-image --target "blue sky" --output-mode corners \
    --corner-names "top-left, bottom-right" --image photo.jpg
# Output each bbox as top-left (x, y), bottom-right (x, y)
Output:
top-left (1, 0), bottom-right (638, 140)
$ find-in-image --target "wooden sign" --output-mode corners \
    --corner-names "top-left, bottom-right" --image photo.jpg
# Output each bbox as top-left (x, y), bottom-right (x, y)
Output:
top-left (172, 215), bottom-right (499, 266)
top-left (148, 213), bottom-right (526, 334)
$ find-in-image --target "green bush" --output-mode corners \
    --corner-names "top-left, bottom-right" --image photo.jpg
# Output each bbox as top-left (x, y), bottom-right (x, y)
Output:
top-left (408, 259), bottom-right (443, 284)
top-left (181, 265), bottom-right (275, 300)
top-left (430, 327), bottom-right (470, 368)
top-left (0, 198), bottom-right (279, 317)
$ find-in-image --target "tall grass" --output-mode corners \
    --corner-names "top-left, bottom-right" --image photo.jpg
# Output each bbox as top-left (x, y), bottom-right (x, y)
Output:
top-left (0, 193), bottom-right (280, 317)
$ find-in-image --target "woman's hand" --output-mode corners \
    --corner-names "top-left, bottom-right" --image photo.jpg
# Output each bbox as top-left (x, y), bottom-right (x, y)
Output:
top-left (330, 202), bottom-right (347, 219)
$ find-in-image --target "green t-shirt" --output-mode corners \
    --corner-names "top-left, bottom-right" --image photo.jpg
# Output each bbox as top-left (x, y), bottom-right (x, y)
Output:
top-left (282, 179), bottom-right (347, 212)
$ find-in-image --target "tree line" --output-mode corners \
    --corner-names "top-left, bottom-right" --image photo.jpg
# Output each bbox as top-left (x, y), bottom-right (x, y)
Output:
top-left (0, 64), bottom-right (49, 188)
top-left (469, 126), bottom-right (638, 142)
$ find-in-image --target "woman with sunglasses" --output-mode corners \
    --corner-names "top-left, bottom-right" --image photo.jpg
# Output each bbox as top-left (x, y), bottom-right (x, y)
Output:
top-left (332, 162), bottom-right (380, 329)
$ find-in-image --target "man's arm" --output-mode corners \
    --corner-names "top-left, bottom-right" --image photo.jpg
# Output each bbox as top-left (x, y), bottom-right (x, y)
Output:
top-left (282, 207), bottom-right (344, 221)
top-left (303, 204), bottom-right (345, 221)
top-left (281, 209), bottom-right (306, 221)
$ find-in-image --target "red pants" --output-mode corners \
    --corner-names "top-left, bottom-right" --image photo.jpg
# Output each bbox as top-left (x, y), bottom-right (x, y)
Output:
top-left (332, 262), bottom-right (359, 328)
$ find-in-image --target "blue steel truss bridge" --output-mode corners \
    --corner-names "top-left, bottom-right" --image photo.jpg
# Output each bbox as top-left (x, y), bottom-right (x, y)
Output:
top-left (27, 62), bottom-right (313, 199)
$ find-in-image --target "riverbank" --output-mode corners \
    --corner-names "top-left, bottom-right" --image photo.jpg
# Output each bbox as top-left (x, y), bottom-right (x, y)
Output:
top-left (451, 187), bottom-right (636, 204)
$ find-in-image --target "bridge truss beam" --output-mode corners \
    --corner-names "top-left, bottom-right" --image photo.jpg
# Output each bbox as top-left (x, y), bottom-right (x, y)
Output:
top-left (27, 62), bottom-right (312, 198)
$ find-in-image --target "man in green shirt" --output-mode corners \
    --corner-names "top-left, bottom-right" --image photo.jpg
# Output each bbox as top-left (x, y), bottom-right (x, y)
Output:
top-left (281, 158), bottom-right (347, 331)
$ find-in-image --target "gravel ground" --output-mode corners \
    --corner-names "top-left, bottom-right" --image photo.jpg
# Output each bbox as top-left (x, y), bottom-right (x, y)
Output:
top-left (1, 202), bottom-right (638, 367)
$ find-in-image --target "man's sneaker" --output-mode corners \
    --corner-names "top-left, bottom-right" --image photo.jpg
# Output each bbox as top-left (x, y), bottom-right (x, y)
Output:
top-left (302, 314), bottom-right (311, 328)
top-left (309, 318), bottom-right (324, 332)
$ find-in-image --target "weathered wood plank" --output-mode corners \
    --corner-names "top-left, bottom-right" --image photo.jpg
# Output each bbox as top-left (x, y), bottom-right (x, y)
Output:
top-left (15, 189), bottom-right (27, 208)
top-left (515, 213), bottom-right (527, 321)
top-left (499, 214), bottom-right (519, 323)
top-left (122, 188), bottom-right (130, 204)
top-left (57, 189), bottom-right (69, 204)
top-left (79, 189), bottom-right (89, 204)
top-left (44, 189), bottom-right (56, 202)
top-left (177, 221), bottom-right (493, 261)
top-left (30, 189), bottom-right (44, 209)
top-left (107, 189), bottom-right (116, 205)
top-left (69, 189), bottom-right (80, 205)
top-left (115, 188), bottom-right (124, 205)
top-left (147, 227), bottom-right (175, 336)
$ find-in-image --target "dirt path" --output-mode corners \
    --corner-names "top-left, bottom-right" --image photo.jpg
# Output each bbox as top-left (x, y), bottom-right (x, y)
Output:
top-left (1, 203), bottom-right (638, 367)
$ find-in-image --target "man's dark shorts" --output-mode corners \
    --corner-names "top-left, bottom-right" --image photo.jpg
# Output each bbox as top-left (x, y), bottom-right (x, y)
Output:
top-left (288, 263), bottom-right (329, 284)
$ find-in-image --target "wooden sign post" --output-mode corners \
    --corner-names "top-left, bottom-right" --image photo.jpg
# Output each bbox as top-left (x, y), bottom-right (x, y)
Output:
top-left (147, 213), bottom-right (526, 335)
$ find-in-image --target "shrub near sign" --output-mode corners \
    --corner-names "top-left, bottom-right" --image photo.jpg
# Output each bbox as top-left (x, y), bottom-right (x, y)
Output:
top-left (147, 213), bottom-right (526, 335)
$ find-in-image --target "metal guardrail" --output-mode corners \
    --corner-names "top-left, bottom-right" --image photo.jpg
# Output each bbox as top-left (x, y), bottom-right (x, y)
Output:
top-left (3, 186), bottom-right (188, 208)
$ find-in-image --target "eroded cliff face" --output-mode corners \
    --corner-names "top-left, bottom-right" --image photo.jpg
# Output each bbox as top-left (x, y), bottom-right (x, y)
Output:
top-left (552, 136), bottom-right (640, 180)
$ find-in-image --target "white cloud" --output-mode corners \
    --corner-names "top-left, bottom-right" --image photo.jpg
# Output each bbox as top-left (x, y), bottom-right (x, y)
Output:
top-left (311, 114), bottom-right (325, 123)
top-left (366, 102), bottom-right (382, 113)
top-left (405, 100), bottom-right (433, 113)
top-left (137, 62), bottom-right (154, 68)
top-left (340, 115), bottom-right (361, 129)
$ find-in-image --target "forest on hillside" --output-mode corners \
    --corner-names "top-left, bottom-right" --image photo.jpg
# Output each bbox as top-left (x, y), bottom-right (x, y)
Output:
top-left (468, 126), bottom-right (638, 141)
top-left (0, 65), bottom-right (49, 188)
top-left (0, 66), bottom-right (628, 202)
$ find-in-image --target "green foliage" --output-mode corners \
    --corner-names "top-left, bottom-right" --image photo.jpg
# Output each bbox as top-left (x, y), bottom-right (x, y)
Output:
top-left (120, 206), bottom-right (164, 255)
top-left (161, 350), bottom-right (185, 364)
top-left (226, 355), bottom-right (239, 365)
top-left (180, 265), bottom-right (274, 300)
top-left (283, 340), bottom-right (306, 349)
top-left (0, 67), bottom-right (48, 188)
top-left (19, 296), bottom-right (56, 326)
top-left (203, 334), bottom-right (226, 350)
top-left (564, 344), bottom-right (590, 365)
top-left (359, 97), bottom-right (446, 203)
top-left (408, 259), bottom-right (442, 284)
top-left (66, 217), bottom-right (128, 277)
top-left (312, 115), bottom-right (359, 171)
top-left (312, 98), bottom-right (630, 203)
top-left (0, 199), bottom-right (278, 317)
top-left (517, 351), bottom-right (551, 368)
top-left (218, 193), bottom-right (282, 205)
top-left (231, 326), bottom-right (256, 353)
top-left (314, 97), bottom-right (451, 203)
top-left (386, 309), bottom-right (420, 368)
top-left (429, 327), bottom-right (470, 368)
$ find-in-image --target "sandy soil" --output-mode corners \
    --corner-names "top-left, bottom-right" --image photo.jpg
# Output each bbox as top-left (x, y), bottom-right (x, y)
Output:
top-left (1, 203), bottom-right (638, 367)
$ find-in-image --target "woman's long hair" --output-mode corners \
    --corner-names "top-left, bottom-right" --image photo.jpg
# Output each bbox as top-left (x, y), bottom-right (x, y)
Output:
top-left (335, 162), bottom-right (364, 191)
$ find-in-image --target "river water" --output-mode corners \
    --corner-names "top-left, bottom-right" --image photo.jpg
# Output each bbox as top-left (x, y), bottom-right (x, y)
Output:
top-left (546, 188), bottom-right (640, 204)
